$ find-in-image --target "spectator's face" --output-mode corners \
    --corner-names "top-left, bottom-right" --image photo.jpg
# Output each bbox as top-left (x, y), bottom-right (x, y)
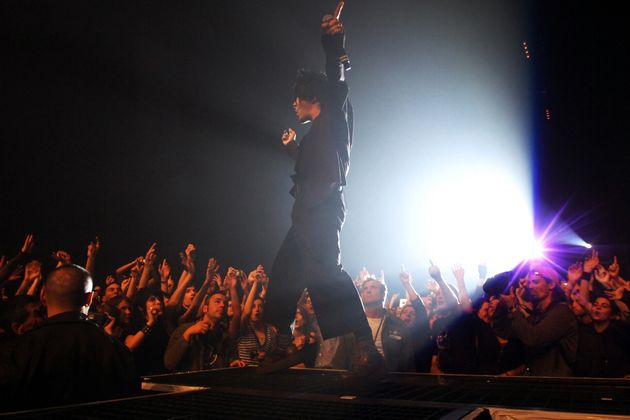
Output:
top-left (166, 278), bottom-right (175, 295)
top-left (204, 293), bottom-right (226, 321)
top-left (183, 286), bottom-right (196, 307)
top-left (17, 302), bottom-right (44, 334)
top-left (93, 285), bottom-right (101, 297)
top-left (227, 299), bottom-right (234, 318)
top-left (117, 300), bottom-right (132, 324)
top-left (526, 273), bottom-right (553, 301)
top-left (591, 297), bottom-right (613, 322)
top-left (360, 280), bottom-right (384, 306)
top-left (251, 298), bottom-right (264, 322)
top-left (399, 305), bottom-right (416, 326)
top-left (571, 298), bottom-right (586, 316)
top-left (104, 283), bottom-right (122, 302)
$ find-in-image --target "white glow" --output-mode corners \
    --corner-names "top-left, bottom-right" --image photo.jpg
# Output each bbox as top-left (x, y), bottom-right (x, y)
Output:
top-left (404, 164), bottom-right (533, 276)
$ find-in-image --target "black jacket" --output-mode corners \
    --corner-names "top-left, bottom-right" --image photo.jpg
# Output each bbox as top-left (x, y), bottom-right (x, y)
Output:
top-left (1, 311), bottom-right (139, 411)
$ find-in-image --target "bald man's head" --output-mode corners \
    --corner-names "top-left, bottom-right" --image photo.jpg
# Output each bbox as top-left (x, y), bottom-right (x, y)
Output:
top-left (42, 265), bottom-right (93, 316)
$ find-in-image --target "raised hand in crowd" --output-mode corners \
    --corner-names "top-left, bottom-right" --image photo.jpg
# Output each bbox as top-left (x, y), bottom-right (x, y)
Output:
top-left (583, 249), bottom-right (599, 275)
top-left (428, 260), bottom-right (459, 310)
top-left (51, 250), bottom-right (71, 267)
top-left (179, 243), bottom-right (196, 275)
top-left (452, 264), bottom-right (472, 313)
top-left (181, 257), bottom-right (221, 324)
top-left (604, 286), bottom-right (626, 301)
top-left (86, 236), bottom-right (100, 275)
top-left (165, 244), bottom-right (196, 311)
top-left (0, 234), bottom-right (34, 285)
top-left (608, 256), bottom-right (620, 280)
top-left (567, 262), bottom-right (583, 286)
top-left (138, 242), bottom-right (157, 291)
top-left (114, 256), bottom-right (144, 281)
top-left (158, 258), bottom-right (172, 295)
top-left (15, 260), bottom-right (42, 296)
top-left (21, 234), bottom-right (35, 255)
top-left (354, 266), bottom-right (370, 288)
top-left (241, 265), bottom-right (267, 328)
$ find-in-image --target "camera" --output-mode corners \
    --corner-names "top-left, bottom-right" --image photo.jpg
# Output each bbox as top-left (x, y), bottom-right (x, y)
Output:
top-left (88, 312), bottom-right (109, 327)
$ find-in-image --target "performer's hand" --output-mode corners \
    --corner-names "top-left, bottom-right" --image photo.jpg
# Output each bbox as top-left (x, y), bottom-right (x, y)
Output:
top-left (321, 2), bottom-right (345, 35)
top-left (321, 16), bottom-right (344, 36)
top-left (281, 128), bottom-right (296, 146)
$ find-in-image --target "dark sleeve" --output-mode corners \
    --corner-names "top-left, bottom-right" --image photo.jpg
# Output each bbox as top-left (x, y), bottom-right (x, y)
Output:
top-left (164, 323), bottom-right (191, 372)
top-left (411, 297), bottom-right (429, 326)
top-left (510, 305), bottom-right (577, 348)
top-left (284, 140), bottom-right (299, 161)
top-left (321, 33), bottom-right (349, 109)
top-left (491, 302), bottom-right (516, 339)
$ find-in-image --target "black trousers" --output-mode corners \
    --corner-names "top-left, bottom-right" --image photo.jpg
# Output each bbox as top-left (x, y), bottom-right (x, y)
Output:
top-left (266, 190), bottom-right (370, 340)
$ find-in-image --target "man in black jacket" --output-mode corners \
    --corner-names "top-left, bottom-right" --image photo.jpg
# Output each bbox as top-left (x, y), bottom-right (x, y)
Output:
top-left (264, 3), bottom-right (384, 379)
top-left (0, 264), bottom-right (139, 411)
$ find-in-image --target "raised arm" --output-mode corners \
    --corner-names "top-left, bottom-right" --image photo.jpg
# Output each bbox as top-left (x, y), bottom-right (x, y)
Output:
top-left (226, 271), bottom-right (242, 339)
top-left (115, 256), bottom-right (143, 281)
top-left (16, 260), bottom-right (41, 296)
top-left (85, 236), bottom-right (100, 275)
top-left (0, 234), bottom-right (34, 285)
top-left (321, 1), bottom-right (348, 85)
top-left (137, 242), bottom-right (157, 292)
top-left (240, 266), bottom-right (264, 329)
top-left (452, 264), bottom-right (473, 313)
top-left (179, 258), bottom-right (220, 324)
top-left (428, 261), bottom-right (459, 310)
top-left (165, 244), bottom-right (196, 309)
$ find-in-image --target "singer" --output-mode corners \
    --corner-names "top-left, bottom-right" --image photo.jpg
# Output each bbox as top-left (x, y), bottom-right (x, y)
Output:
top-left (264, 2), bottom-right (385, 380)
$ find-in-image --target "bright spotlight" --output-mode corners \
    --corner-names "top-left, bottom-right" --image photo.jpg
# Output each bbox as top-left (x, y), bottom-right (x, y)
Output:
top-left (528, 239), bottom-right (546, 260)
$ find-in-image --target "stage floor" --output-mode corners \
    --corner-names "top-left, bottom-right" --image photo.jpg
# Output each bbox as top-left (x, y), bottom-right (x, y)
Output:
top-left (4, 368), bottom-right (630, 419)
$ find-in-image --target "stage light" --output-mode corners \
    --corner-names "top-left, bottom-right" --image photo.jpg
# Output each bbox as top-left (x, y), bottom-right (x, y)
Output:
top-left (584, 243), bottom-right (592, 249)
top-left (528, 239), bottom-right (546, 260)
top-left (339, 1), bottom-right (533, 285)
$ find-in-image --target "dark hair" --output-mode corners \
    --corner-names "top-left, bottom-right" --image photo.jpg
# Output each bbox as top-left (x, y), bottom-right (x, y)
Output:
top-left (102, 295), bottom-right (131, 324)
top-left (294, 69), bottom-right (328, 103)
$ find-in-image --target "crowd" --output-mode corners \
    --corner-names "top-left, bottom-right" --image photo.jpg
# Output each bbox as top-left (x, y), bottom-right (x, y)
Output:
top-left (1, 234), bottom-right (629, 410)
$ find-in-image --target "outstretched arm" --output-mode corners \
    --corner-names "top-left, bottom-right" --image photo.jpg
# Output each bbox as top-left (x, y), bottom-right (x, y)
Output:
top-left (321, 2), bottom-right (348, 84)
top-left (85, 236), bottom-right (100, 275)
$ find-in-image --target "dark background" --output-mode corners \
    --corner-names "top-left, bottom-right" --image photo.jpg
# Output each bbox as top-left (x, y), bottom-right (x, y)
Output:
top-left (2, 1), bottom-right (628, 284)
